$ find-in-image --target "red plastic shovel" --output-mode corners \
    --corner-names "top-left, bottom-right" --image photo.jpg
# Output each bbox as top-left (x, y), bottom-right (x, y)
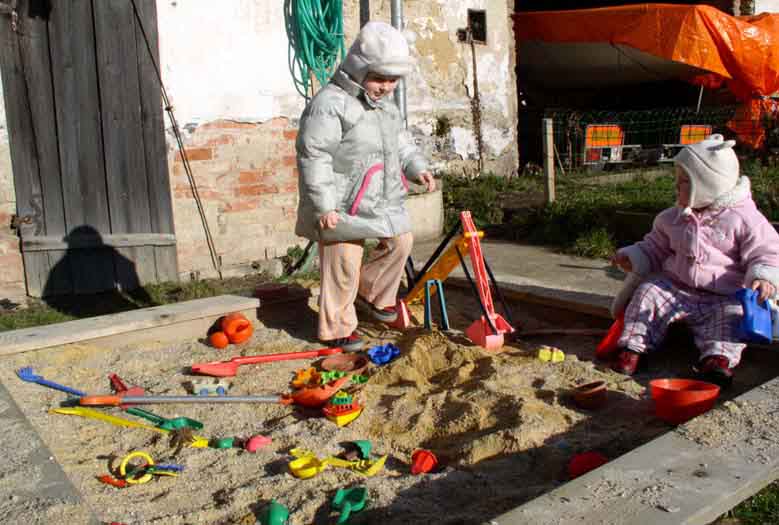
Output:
top-left (596, 312), bottom-right (625, 360)
top-left (190, 347), bottom-right (344, 377)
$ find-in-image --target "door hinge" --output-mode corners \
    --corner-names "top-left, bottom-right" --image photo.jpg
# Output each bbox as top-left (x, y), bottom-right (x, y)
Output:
top-left (10, 213), bottom-right (33, 231)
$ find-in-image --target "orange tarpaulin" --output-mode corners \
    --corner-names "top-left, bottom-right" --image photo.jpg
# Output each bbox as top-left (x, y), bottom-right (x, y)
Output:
top-left (515, 5), bottom-right (779, 148)
top-left (515, 4), bottom-right (779, 100)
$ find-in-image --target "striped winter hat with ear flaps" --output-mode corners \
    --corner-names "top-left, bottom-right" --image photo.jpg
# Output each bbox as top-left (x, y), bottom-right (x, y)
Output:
top-left (340, 21), bottom-right (415, 84)
top-left (673, 134), bottom-right (739, 213)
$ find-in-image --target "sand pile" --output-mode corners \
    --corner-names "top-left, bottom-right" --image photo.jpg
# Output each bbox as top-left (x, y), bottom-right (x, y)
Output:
top-left (3, 288), bottom-right (775, 523)
top-left (361, 331), bottom-right (577, 465)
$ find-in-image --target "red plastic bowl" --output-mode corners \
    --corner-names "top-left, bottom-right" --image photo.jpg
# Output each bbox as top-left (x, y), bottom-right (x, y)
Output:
top-left (650, 379), bottom-right (720, 424)
top-left (568, 451), bottom-right (608, 479)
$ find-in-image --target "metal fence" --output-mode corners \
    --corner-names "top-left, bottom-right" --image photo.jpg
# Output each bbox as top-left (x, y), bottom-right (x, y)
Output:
top-left (542, 105), bottom-right (771, 174)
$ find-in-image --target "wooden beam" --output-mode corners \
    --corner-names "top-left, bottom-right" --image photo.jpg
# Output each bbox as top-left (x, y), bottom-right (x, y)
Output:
top-left (134, 0), bottom-right (178, 283)
top-left (21, 233), bottom-right (177, 252)
top-left (48, 0), bottom-right (115, 293)
top-left (0, 295), bottom-right (260, 356)
top-left (93, 0), bottom-right (152, 236)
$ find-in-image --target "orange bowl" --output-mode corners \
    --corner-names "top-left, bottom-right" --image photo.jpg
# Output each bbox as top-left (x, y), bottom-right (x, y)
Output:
top-left (650, 379), bottom-right (720, 424)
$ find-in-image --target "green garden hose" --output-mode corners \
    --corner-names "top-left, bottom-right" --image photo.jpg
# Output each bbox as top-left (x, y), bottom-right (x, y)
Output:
top-left (284, 0), bottom-right (345, 100)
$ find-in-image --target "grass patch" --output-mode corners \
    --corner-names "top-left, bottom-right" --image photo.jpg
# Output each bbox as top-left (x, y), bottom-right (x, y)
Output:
top-left (571, 228), bottom-right (616, 259)
top-left (442, 172), bottom-right (542, 231)
top-left (443, 162), bottom-right (779, 257)
top-left (720, 481), bottom-right (779, 524)
top-left (0, 273), bottom-right (310, 333)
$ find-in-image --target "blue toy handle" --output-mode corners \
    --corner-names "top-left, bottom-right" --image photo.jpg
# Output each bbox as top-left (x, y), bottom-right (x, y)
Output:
top-left (36, 378), bottom-right (86, 397)
top-left (736, 288), bottom-right (773, 344)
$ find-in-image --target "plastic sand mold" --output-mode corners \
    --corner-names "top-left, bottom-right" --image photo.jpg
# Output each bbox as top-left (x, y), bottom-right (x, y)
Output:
top-left (288, 448), bottom-right (387, 479)
top-left (367, 343), bottom-right (400, 365)
top-left (322, 391), bottom-right (363, 427)
top-left (332, 486), bottom-right (368, 524)
top-left (291, 367), bottom-right (321, 389)
top-left (538, 345), bottom-right (564, 363)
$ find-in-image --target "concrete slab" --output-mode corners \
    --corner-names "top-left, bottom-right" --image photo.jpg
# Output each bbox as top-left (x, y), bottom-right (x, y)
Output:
top-left (0, 379), bottom-right (99, 524)
top-left (412, 238), bottom-right (622, 318)
top-left (0, 295), bottom-right (260, 356)
top-left (488, 376), bottom-right (779, 525)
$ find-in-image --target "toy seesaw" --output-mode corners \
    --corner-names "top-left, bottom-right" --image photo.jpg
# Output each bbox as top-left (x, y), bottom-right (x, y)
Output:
top-left (397, 211), bottom-right (515, 350)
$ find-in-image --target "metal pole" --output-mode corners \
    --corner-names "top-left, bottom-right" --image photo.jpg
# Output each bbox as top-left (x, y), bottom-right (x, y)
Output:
top-left (360, 0), bottom-right (370, 27)
top-left (543, 118), bottom-right (556, 203)
top-left (390, 0), bottom-right (407, 127)
top-left (696, 85), bottom-right (704, 114)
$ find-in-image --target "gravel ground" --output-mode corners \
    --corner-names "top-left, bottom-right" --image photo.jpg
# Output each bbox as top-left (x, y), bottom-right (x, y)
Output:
top-left (1, 288), bottom-right (777, 524)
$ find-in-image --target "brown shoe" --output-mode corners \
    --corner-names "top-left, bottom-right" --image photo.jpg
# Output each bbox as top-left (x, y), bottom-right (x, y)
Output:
top-left (695, 355), bottom-right (733, 389)
top-left (321, 332), bottom-right (364, 352)
top-left (611, 349), bottom-right (641, 375)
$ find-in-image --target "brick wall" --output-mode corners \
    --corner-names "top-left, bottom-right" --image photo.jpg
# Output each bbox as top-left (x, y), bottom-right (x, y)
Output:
top-left (0, 83), bottom-right (27, 301)
top-left (169, 118), bottom-right (305, 279)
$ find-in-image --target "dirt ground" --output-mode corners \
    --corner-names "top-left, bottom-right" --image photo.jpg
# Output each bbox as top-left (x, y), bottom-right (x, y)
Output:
top-left (2, 286), bottom-right (778, 525)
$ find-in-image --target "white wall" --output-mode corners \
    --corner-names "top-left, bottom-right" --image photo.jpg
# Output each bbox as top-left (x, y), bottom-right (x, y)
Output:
top-left (0, 80), bottom-right (7, 144)
top-left (755, 0), bottom-right (779, 13)
top-left (155, 0), bottom-right (305, 127)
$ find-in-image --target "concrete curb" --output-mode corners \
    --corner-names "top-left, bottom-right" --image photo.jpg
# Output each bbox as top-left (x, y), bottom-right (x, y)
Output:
top-left (0, 379), bottom-right (101, 524)
top-left (487, 375), bottom-right (779, 525)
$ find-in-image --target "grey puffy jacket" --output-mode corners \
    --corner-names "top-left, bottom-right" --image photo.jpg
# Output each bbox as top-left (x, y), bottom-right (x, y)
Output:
top-left (295, 69), bottom-right (429, 242)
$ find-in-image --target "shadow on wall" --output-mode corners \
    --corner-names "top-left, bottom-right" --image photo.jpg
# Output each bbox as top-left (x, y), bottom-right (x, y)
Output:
top-left (41, 225), bottom-right (153, 318)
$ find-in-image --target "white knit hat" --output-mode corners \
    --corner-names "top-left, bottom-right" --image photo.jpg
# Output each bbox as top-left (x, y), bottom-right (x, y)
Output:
top-left (673, 134), bottom-right (739, 212)
top-left (340, 21), bottom-right (415, 84)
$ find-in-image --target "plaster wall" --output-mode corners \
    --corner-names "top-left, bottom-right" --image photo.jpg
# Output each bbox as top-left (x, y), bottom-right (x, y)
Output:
top-left (343, 0), bottom-right (520, 176)
top-left (0, 0), bottom-right (519, 291)
top-left (755, 0), bottom-right (779, 12)
top-left (156, 1), bottom-right (307, 279)
top-left (159, 0), bottom-right (518, 279)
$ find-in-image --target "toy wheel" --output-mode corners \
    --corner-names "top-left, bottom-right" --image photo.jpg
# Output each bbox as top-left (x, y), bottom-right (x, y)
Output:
top-left (199, 388), bottom-right (208, 396)
top-left (216, 387), bottom-right (226, 396)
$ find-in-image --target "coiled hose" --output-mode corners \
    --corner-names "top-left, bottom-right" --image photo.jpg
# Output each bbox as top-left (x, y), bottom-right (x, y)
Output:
top-left (284, 0), bottom-right (345, 100)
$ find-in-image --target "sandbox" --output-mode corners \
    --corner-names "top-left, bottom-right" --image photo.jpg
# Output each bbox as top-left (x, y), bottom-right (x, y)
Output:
top-left (1, 287), bottom-right (777, 524)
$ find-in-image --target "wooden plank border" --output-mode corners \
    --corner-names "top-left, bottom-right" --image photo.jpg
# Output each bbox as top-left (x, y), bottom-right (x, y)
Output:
top-left (0, 295), bottom-right (259, 357)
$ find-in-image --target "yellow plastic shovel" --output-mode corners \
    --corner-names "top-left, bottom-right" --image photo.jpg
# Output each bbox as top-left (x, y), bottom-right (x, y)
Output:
top-left (50, 407), bottom-right (209, 448)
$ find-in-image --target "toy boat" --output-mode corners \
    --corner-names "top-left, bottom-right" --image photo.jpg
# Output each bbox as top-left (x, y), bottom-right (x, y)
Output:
top-left (322, 391), bottom-right (363, 427)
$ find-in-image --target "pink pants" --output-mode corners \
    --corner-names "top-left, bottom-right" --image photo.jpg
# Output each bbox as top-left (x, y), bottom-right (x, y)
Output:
top-left (618, 275), bottom-right (746, 367)
top-left (318, 232), bottom-right (413, 340)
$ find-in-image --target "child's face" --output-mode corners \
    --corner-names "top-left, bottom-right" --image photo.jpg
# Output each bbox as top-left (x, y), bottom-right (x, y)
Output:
top-left (362, 73), bottom-right (399, 101)
top-left (675, 167), bottom-right (691, 207)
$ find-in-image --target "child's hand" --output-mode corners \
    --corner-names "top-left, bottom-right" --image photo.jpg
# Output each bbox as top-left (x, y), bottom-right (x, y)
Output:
top-left (418, 171), bottom-right (436, 192)
top-left (610, 252), bottom-right (633, 273)
top-left (751, 279), bottom-right (776, 303)
top-left (319, 211), bottom-right (340, 230)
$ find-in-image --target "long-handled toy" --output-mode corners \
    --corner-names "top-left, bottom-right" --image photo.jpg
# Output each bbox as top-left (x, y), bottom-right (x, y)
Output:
top-left (50, 407), bottom-right (210, 448)
top-left (82, 394), bottom-right (293, 405)
top-left (190, 347), bottom-right (343, 377)
top-left (109, 373), bottom-right (203, 430)
top-left (80, 376), bottom-right (350, 409)
top-left (16, 367), bottom-right (86, 397)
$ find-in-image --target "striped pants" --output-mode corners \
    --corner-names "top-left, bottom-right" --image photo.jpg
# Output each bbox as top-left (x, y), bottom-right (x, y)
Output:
top-left (317, 232), bottom-right (413, 340)
top-left (617, 275), bottom-right (746, 367)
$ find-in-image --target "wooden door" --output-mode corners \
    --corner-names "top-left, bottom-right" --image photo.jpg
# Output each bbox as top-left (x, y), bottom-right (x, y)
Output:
top-left (0, 0), bottom-right (177, 296)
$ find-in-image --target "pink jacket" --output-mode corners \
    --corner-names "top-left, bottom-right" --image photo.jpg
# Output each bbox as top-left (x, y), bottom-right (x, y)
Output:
top-left (612, 177), bottom-right (779, 315)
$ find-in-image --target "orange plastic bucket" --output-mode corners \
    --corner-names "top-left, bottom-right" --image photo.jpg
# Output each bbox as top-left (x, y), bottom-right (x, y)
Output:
top-left (650, 379), bottom-right (720, 424)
